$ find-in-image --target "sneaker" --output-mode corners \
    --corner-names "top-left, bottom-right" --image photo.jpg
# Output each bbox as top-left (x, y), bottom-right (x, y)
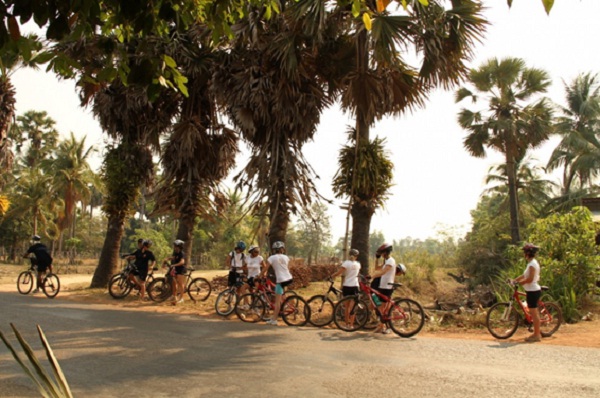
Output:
top-left (177, 298), bottom-right (184, 304)
top-left (524, 335), bottom-right (541, 343)
top-left (382, 328), bottom-right (392, 335)
top-left (265, 318), bottom-right (278, 326)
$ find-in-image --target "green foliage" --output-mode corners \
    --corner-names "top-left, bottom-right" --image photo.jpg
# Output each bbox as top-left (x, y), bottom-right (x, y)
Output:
top-left (500, 207), bottom-right (599, 322)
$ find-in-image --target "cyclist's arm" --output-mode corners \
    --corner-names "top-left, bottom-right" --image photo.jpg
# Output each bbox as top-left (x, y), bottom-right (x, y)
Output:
top-left (371, 263), bottom-right (391, 279)
top-left (514, 266), bottom-right (534, 285)
top-left (225, 253), bottom-right (233, 269)
top-left (330, 266), bottom-right (345, 279)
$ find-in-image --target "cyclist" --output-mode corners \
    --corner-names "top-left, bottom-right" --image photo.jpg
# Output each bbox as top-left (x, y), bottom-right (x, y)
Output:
top-left (512, 243), bottom-right (542, 343)
top-left (226, 241), bottom-right (247, 296)
top-left (163, 240), bottom-right (186, 304)
top-left (123, 238), bottom-right (145, 294)
top-left (330, 248), bottom-right (361, 328)
top-left (246, 245), bottom-right (267, 290)
top-left (370, 243), bottom-right (406, 334)
top-left (23, 235), bottom-right (53, 294)
top-left (133, 240), bottom-right (156, 301)
top-left (261, 241), bottom-right (293, 326)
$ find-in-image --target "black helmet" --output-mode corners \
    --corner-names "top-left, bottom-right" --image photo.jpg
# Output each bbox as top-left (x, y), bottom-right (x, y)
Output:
top-left (522, 243), bottom-right (539, 255)
top-left (137, 238), bottom-right (144, 244)
top-left (376, 243), bottom-right (393, 254)
top-left (143, 239), bottom-right (152, 247)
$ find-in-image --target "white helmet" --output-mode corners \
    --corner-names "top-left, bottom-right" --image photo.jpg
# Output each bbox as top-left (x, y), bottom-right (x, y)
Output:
top-left (173, 239), bottom-right (185, 248)
top-left (397, 263), bottom-right (407, 274)
top-left (248, 245), bottom-right (259, 253)
top-left (272, 241), bottom-right (285, 250)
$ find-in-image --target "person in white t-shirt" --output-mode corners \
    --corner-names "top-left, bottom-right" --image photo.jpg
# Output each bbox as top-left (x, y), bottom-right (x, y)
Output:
top-left (246, 245), bottom-right (267, 290)
top-left (330, 249), bottom-right (361, 327)
top-left (370, 243), bottom-right (406, 334)
top-left (225, 241), bottom-right (248, 296)
top-left (261, 241), bottom-right (293, 326)
top-left (513, 243), bottom-right (542, 342)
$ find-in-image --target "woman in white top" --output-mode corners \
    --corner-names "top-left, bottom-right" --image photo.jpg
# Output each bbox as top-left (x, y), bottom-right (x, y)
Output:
top-left (371, 243), bottom-right (406, 334)
top-left (330, 249), bottom-right (361, 328)
top-left (246, 245), bottom-right (267, 289)
top-left (513, 243), bottom-right (542, 342)
top-left (261, 241), bottom-right (293, 326)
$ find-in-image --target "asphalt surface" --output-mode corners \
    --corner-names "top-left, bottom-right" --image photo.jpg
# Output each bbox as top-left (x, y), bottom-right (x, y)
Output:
top-left (1, 291), bottom-right (600, 398)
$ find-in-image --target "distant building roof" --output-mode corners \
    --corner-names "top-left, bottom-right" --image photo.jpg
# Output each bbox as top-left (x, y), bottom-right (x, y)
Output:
top-left (581, 198), bottom-right (600, 222)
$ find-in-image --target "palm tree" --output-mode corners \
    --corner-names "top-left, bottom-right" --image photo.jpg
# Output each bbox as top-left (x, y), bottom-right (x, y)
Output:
top-left (44, 132), bottom-right (96, 250)
top-left (318, 0), bottom-right (487, 266)
top-left (10, 111), bottom-right (60, 168)
top-left (456, 57), bottom-right (553, 243)
top-left (332, 129), bottom-right (393, 274)
top-left (547, 73), bottom-right (600, 196)
top-left (212, 3), bottom-right (331, 246)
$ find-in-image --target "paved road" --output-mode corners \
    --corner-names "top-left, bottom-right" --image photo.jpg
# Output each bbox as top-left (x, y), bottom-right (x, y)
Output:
top-left (1, 291), bottom-right (599, 398)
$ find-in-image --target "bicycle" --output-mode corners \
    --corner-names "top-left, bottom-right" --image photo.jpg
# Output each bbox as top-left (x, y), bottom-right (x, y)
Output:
top-left (108, 258), bottom-right (157, 299)
top-left (307, 277), bottom-right (343, 327)
top-left (17, 258), bottom-right (61, 299)
top-left (486, 280), bottom-right (562, 339)
top-left (214, 273), bottom-right (249, 316)
top-left (332, 275), bottom-right (425, 337)
top-left (235, 277), bottom-right (310, 326)
top-left (147, 264), bottom-right (212, 303)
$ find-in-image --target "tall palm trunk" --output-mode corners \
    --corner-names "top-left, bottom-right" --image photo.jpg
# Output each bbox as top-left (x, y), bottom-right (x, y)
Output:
top-left (91, 215), bottom-right (125, 288)
top-left (505, 150), bottom-right (521, 244)
top-left (268, 176), bottom-right (289, 247)
top-left (177, 213), bottom-right (194, 264)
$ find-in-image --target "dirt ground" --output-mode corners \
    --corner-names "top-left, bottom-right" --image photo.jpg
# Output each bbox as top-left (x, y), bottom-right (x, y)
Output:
top-left (1, 263), bottom-right (598, 349)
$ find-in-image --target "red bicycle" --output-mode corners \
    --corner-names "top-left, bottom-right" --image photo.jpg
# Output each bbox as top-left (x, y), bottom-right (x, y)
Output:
top-left (486, 280), bottom-right (562, 339)
top-left (235, 278), bottom-right (308, 326)
top-left (333, 275), bottom-right (425, 337)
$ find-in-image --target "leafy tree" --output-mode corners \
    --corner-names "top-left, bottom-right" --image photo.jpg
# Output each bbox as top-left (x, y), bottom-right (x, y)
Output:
top-left (9, 110), bottom-right (59, 168)
top-left (294, 202), bottom-right (333, 265)
top-left (456, 57), bottom-right (553, 243)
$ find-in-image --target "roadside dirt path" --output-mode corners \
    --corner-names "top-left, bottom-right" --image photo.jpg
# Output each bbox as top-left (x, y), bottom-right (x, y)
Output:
top-left (2, 266), bottom-right (598, 348)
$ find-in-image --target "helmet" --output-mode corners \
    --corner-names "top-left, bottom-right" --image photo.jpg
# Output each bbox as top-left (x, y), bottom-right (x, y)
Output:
top-left (522, 243), bottom-right (539, 255)
top-left (173, 239), bottom-right (185, 248)
top-left (248, 245), bottom-right (259, 253)
top-left (142, 239), bottom-right (152, 247)
top-left (397, 263), bottom-right (407, 274)
top-left (235, 241), bottom-right (247, 251)
top-left (376, 243), bottom-right (393, 254)
top-left (31, 235), bottom-right (41, 242)
top-left (137, 238), bottom-right (144, 244)
top-left (349, 249), bottom-right (359, 257)
top-left (272, 241), bottom-right (285, 250)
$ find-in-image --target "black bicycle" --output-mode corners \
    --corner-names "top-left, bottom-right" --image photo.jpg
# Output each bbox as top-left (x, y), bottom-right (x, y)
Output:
top-left (307, 278), bottom-right (343, 327)
top-left (108, 258), bottom-right (157, 299)
top-left (147, 264), bottom-right (212, 303)
top-left (17, 258), bottom-right (60, 299)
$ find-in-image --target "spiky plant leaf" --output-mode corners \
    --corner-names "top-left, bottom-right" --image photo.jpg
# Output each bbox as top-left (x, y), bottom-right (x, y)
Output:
top-left (37, 325), bottom-right (73, 398)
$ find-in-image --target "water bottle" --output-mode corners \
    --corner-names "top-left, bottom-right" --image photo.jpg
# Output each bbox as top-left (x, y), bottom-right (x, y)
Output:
top-left (372, 293), bottom-right (382, 306)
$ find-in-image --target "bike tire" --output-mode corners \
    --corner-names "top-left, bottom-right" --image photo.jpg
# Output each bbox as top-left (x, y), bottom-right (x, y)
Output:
top-left (187, 277), bottom-right (212, 302)
top-left (17, 271), bottom-right (34, 295)
top-left (148, 278), bottom-right (172, 303)
top-left (486, 302), bottom-right (519, 339)
top-left (539, 301), bottom-right (562, 337)
top-left (108, 274), bottom-right (132, 299)
top-left (215, 288), bottom-right (238, 316)
top-left (361, 301), bottom-right (380, 330)
top-left (307, 295), bottom-right (335, 327)
top-left (235, 293), bottom-right (266, 323)
top-left (42, 273), bottom-right (60, 299)
top-left (333, 296), bottom-right (368, 332)
top-left (387, 298), bottom-right (425, 338)
top-left (281, 295), bottom-right (310, 327)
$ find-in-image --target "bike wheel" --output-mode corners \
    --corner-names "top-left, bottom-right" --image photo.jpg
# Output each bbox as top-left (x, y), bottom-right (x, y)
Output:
top-left (486, 302), bottom-right (519, 339)
top-left (333, 296), bottom-right (368, 332)
top-left (235, 293), bottom-right (266, 323)
top-left (361, 301), bottom-right (380, 330)
top-left (307, 295), bottom-right (335, 327)
top-left (187, 277), bottom-right (212, 302)
top-left (539, 301), bottom-right (562, 337)
top-left (281, 295), bottom-right (310, 327)
top-left (17, 271), bottom-right (34, 294)
top-left (148, 278), bottom-right (172, 303)
top-left (42, 274), bottom-right (61, 299)
top-left (215, 289), bottom-right (238, 316)
top-left (387, 298), bottom-right (425, 338)
top-left (108, 274), bottom-right (132, 299)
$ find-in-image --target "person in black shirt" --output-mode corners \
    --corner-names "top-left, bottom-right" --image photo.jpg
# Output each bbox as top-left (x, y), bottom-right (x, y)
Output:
top-left (133, 240), bottom-right (156, 301)
top-left (123, 238), bottom-right (145, 294)
top-left (23, 235), bottom-right (53, 293)
top-left (162, 240), bottom-right (186, 304)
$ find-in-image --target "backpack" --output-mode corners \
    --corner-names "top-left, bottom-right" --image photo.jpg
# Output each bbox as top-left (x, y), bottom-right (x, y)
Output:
top-left (230, 251), bottom-right (245, 268)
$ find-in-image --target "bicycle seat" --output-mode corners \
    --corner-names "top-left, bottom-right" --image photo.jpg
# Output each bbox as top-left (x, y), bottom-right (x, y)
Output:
top-left (541, 286), bottom-right (549, 291)
top-left (389, 283), bottom-right (403, 289)
top-left (187, 266), bottom-right (195, 272)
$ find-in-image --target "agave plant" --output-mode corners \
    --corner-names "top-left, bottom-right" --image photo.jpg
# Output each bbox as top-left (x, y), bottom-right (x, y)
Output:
top-left (0, 323), bottom-right (72, 398)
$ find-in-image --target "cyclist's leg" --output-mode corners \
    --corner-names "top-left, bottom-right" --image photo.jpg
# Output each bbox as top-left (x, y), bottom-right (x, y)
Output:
top-left (374, 288), bottom-right (393, 333)
top-left (36, 265), bottom-right (48, 292)
top-left (267, 284), bottom-right (284, 325)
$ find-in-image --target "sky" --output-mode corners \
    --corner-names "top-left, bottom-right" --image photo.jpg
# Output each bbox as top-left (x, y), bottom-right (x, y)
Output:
top-left (10, 0), bottom-right (600, 244)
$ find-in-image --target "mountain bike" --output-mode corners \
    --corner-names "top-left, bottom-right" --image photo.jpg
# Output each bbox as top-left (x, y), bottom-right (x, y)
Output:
top-left (147, 264), bottom-right (212, 303)
top-left (486, 280), bottom-right (562, 339)
top-left (333, 275), bottom-right (425, 337)
top-left (108, 258), bottom-right (157, 299)
top-left (17, 258), bottom-right (61, 299)
top-left (307, 277), bottom-right (343, 327)
top-left (235, 277), bottom-right (310, 326)
top-left (214, 273), bottom-right (248, 316)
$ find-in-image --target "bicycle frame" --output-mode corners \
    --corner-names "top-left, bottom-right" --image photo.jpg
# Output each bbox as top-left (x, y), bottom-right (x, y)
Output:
top-left (357, 277), bottom-right (400, 322)
top-left (506, 283), bottom-right (553, 326)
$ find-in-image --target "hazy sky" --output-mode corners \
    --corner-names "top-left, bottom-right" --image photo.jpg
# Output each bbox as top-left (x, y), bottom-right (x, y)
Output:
top-left (11, 0), bottom-right (600, 243)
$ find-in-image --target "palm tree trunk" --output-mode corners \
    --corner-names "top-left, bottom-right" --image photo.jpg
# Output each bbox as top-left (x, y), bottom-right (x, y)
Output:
top-left (90, 215), bottom-right (125, 288)
top-left (177, 213), bottom-right (194, 265)
top-left (351, 201), bottom-right (374, 276)
top-left (506, 151), bottom-right (521, 244)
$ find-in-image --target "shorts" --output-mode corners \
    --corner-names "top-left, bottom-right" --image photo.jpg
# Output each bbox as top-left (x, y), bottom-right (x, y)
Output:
top-left (228, 270), bottom-right (245, 287)
top-left (36, 263), bottom-right (50, 273)
top-left (275, 279), bottom-right (293, 295)
top-left (174, 265), bottom-right (186, 275)
top-left (375, 288), bottom-right (392, 299)
top-left (134, 266), bottom-right (148, 281)
top-left (247, 276), bottom-right (257, 288)
top-left (342, 286), bottom-right (359, 297)
top-left (526, 290), bottom-right (542, 309)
